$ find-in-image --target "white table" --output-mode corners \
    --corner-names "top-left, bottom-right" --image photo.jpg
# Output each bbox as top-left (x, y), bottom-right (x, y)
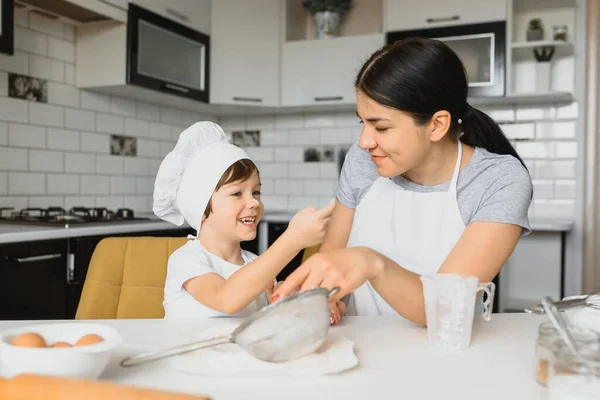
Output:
top-left (0, 315), bottom-right (548, 400)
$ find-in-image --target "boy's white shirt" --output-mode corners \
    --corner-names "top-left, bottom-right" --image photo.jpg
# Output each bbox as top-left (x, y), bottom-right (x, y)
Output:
top-left (163, 239), bottom-right (269, 319)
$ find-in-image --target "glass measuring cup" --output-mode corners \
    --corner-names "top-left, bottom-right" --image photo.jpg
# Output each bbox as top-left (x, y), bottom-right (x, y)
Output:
top-left (421, 273), bottom-right (495, 351)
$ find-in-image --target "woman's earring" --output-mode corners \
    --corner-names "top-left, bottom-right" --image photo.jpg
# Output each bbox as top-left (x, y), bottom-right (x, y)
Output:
top-left (457, 118), bottom-right (463, 125)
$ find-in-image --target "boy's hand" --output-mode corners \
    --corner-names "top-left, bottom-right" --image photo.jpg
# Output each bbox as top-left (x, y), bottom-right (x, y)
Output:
top-left (329, 299), bottom-right (346, 325)
top-left (286, 200), bottom-right (335, 249)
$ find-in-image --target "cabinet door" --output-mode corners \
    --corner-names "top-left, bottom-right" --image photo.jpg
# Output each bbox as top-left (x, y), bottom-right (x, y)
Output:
top-left (210, 0), bottom-right (281, 107)
top-left (282, 34), bottom-right (383, 107)
top-left (0, 240), bottom-right (68, 320)
top-left (131, 0), bottom-right (211, 34)
top-left (384, 0), bottom-right (508, 31)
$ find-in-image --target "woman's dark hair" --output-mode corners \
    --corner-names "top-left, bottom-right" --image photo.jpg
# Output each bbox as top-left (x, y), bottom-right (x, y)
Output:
top-left (355, 37), bottom-right (526, 169)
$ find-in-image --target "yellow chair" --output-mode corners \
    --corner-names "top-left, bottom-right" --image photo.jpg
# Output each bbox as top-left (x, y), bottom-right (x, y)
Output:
top-left (301, 245), bottom-right (320, 263)
top-left (75, 237), bottom-right (187, 320)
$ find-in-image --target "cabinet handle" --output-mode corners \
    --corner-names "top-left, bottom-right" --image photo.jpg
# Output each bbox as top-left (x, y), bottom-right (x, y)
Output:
top-left (314, 96), bottom-right (343, 102)
top-left (165, 7), bottom-right (189, 22)
top-left (232, 97), bottom-right (263, 103)
top-left (161, 82), bottom-right (190, 94)
top-left (426, 15), bottom-right (460, 23)
top-left (7, 253), bottom-right (62, 263)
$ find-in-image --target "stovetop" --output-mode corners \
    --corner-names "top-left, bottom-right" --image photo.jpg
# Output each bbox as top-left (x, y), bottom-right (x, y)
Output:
top-left (0, 207), bottom-right (150, 227)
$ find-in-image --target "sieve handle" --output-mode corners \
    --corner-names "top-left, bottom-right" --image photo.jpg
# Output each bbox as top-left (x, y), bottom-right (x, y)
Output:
top-left (328, 287), bottom-right (340, 298)
top-left (120, 335), bottom-right (232, 367)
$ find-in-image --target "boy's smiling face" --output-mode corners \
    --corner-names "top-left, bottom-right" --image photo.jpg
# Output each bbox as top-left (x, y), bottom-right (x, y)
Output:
top-left (202, 170), bottom-right (263, 242)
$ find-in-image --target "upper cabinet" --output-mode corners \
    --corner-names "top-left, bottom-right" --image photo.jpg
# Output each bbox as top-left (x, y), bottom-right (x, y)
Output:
top-left (210, 0), bottom-right (281, 107)
top-left (129, 0), bottom-right (211, 34)
top-left (281, 34), bottom-right (383, 107)
top-left (383, 0), bottom-right (508, 31)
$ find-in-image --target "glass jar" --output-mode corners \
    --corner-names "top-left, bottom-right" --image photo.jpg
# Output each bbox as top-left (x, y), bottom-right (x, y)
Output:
top-left (534, 322), bottom-right (600, 386)
top-left (548, 339), bottom-right (600, 400)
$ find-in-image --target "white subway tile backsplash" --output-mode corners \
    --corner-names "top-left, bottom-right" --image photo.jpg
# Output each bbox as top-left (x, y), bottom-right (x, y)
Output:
top-left (555, 142), bottom-right (578, 158)
top-left (47, 37), bottom-right (74, 63)
top-left (305, 113), bottom-right (335, 128)
top-left (48, 82), bottom-right (79, 107)
top-left (81, 91), bottom-right (110, 112)
top-left (479, 106), bottom-right (515, 122)
top-left (66, 153), bottom-right (95, 173)
top-left (556, 102), bottom-right (578, 119)
top-left (246, 115), bottom-right (275, 130)
top-left (125, 118), bottom-right (149, 138)
top-left (29, 102), bottom-right (63, 127)
top-left (8, 123), bottom-right (45, 148)
top-left (47, 128), bottom-right (79, 151)
top-left (29, 150), bottom-right (63, 172)
top-left (515, 142), bottom-right (554, 158)
top-left (81, 175), bottom-right (109, 195)
top-left (0, 51), bottom-right (28, 75)
top-left (28, 196), bottom-right (64, 208)
top-left (65, 196), bottom-right (95, 209)
top-left (15, 26), bottom-right (47, 55)
top-left (260, 178), bottom-right (273, 195)
top-left (500, 123), bottom-right (534, 140)
top-left (124, 158), bottom-right (148, 176)
top-left (261, 195), bottom-right (288, 211)
top-left (64, 25), bottom-right (75, 42)
top-left (275, 147), bottom-right (303, 162)
top-left (555, 180), bottom-right (576, 199)
top-left (80, 132), bottom-right (108, 154)
top-left (97, 113), bottom-right (124, 134)
top-left (220, 116), bottom-right (245, 131)
top-left (258, 163), bottom-right (289, 178)
top-left (245, 148), bottom-right (273, 162)
top-left (289, 163), bottom-right (320, 179)
top-left (275, 179), bottom-right (304, 195)
top-left (124, 196), bottom-right (150, 212)
top-left (64, 63), bottom-right (74, 85)
top-left (0, 98), bottom-right (28, 123)
top-left (334, 111), bottom-right (359, 127)
top-left (0, 197), bottom-right (28, 209)
top-left (532, 179), bottom-right (553, 199)
top-left (171, 125), bottom-right (185, 140)
top-left (66, 108), bottom-right (95, 131)
top-left (110, 176), bottom-right (137, 195)
top-left (147, 159), bottom-right (162, 176)
top-left (260, 130), bottom-right (289, 146)
top-left (0, 124), bottom-right (6, 145)
top-left (320, 128), bottom-right (353, 145)
top-left (515, 106), bottom-right (556, 121)
top-left (275, 114), bottom-right (304, 129)
top-left (29, 54), bottom-right (63, 82)
top-left (94, 196), bottom-right (124, 210)
top-left (110, 96), bottom-right (137, 117)
top-left (136, 177), bottom-right (155, 195)
top-left (536, 121), bottom-right (576, 139)
top-left (9, 172), bottom-right (45, 195)
top-left (289, 129), bottom-right (319, 145)
top-left (288, 196), bottom-right (320, 211)
top-left (0, 147), bottom-right (27, 170)
top-left (303, 179), bottom-right (336, 196)
top-left (96, 155), bottom-right (124, 174)
top-left (535, 160), bottom-right (575, 179)
top-left (136, 102), bottom-right (160, 122)
top-left (0, 173), bottom-right (6, 195)
top-left (148, 122), bottom-right (171, 140)
top-left (320, 163), bottom-right (338, 178)
top-left (160, 141), bottom-right (175, 157)
top-left (29, 12), bottom-right (64, 38)
top-left (137, 139), bottom-right (161, 157)
top-left (533, 199), bottom-right (574, 219)
top-left (47, 174), bottom-right (79, 194)
top-left (14, 7), bottom-right (28, 27)
top-left (160, 107), bottom-right (182, 125)
top-left (0, 71), bottom-right (7, 96)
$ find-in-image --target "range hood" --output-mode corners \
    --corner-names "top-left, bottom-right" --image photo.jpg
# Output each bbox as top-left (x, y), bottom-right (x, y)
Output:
top-left (16, 0), bottom-right (126, 24)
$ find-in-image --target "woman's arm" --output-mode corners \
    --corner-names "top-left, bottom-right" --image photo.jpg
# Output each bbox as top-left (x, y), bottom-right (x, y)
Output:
top-left (318, 199), bottom-right (355, 252)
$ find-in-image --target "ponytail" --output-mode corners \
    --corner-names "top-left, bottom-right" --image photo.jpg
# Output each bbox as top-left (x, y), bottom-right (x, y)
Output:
top-left (460, 104), bottom-right (528, 170)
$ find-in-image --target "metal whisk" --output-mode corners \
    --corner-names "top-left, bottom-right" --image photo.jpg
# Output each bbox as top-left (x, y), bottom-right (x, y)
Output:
top-left (525, 287), bottom-right (600, 314)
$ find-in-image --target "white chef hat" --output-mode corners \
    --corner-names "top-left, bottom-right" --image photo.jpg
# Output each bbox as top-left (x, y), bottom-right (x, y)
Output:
top-left (152, 121), bottom-right (252, 234)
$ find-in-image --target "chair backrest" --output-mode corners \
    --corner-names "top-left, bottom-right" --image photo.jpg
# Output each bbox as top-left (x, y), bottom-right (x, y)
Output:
top-left (301, 245), bottom-right (320, 264)
top-left (75, 236), bottom-right (187, 320)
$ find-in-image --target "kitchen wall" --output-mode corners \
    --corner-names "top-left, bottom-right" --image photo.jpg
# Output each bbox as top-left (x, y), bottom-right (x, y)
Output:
top-left (220, 102), bottom-right (579, 221)
top-left (0, 8), bottom-right (217, 214)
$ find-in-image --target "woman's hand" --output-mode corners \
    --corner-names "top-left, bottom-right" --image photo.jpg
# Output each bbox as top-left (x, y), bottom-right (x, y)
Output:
top-left (272, 247), bottom-right (383, 303)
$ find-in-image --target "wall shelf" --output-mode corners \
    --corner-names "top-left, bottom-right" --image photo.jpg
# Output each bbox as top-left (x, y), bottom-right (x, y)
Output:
top-left (469, 92), bottom-right (573, 106)
top-left (511, 40), bottom-right (574, 58)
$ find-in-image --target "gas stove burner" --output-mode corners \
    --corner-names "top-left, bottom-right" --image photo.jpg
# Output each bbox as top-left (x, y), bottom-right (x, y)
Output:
top-left (0, 206), bottom-right (150, 226)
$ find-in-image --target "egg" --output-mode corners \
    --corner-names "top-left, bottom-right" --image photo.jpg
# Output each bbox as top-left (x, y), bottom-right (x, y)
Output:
top-left (11, 332), bottom-right (47, 348)
top-left (75, 334), bottom-right (104, 346)
top-left (51, 341), bottom-right (72, 348)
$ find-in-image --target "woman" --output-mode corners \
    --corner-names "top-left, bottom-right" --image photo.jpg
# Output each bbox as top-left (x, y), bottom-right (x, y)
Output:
top-left (273, 38), bottom-right (533, 325)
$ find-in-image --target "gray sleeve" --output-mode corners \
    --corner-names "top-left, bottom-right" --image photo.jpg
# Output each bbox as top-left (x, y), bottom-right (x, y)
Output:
top-left (336, 143), bottom-right (379, 209)
top-left (471, 160), bottom-right (533, 236)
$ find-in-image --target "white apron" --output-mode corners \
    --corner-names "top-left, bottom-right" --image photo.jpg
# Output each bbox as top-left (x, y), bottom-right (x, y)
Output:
top-left (347, 141), bottom-right (466, 316)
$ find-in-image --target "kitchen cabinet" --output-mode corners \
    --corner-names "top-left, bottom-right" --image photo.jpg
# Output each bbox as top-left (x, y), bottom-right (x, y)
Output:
top-left (130, 0), bottom-right (211, 34)
top-left (0, 239), bottom-right (68, 320)
top-left (281, 34), bottom-right (384, 107)
top-left (0, 0), bottom-right (13, 55)
top-left (210, 0), bottom-right (281, 107)
top-left (383, 0), bottom-right (508, 32)
top-left (19, 0), bottom-right (127, 23)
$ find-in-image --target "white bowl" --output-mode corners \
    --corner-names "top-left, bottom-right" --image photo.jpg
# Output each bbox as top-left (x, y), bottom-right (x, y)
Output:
top-left (0, 322), bottom-right (123, 379)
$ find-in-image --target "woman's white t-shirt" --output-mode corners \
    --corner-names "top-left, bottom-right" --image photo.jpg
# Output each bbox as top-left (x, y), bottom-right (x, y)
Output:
top-left (163, 240), bottom-right (269, 319)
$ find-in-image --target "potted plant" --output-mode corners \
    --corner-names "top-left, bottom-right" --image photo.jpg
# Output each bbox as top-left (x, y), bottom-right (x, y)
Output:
top-left (302, 0), bottom-right (353, 39)
top-left (527, 18), bottom-right (545, 41)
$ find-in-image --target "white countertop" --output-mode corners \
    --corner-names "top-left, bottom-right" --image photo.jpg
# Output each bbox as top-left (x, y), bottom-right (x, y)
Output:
top-left (0, 315), bottom-right (548, 400)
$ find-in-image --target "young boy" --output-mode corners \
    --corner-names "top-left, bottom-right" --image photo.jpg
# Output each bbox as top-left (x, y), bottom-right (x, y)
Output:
top-left (153, 121), bottom-right (341, 321)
